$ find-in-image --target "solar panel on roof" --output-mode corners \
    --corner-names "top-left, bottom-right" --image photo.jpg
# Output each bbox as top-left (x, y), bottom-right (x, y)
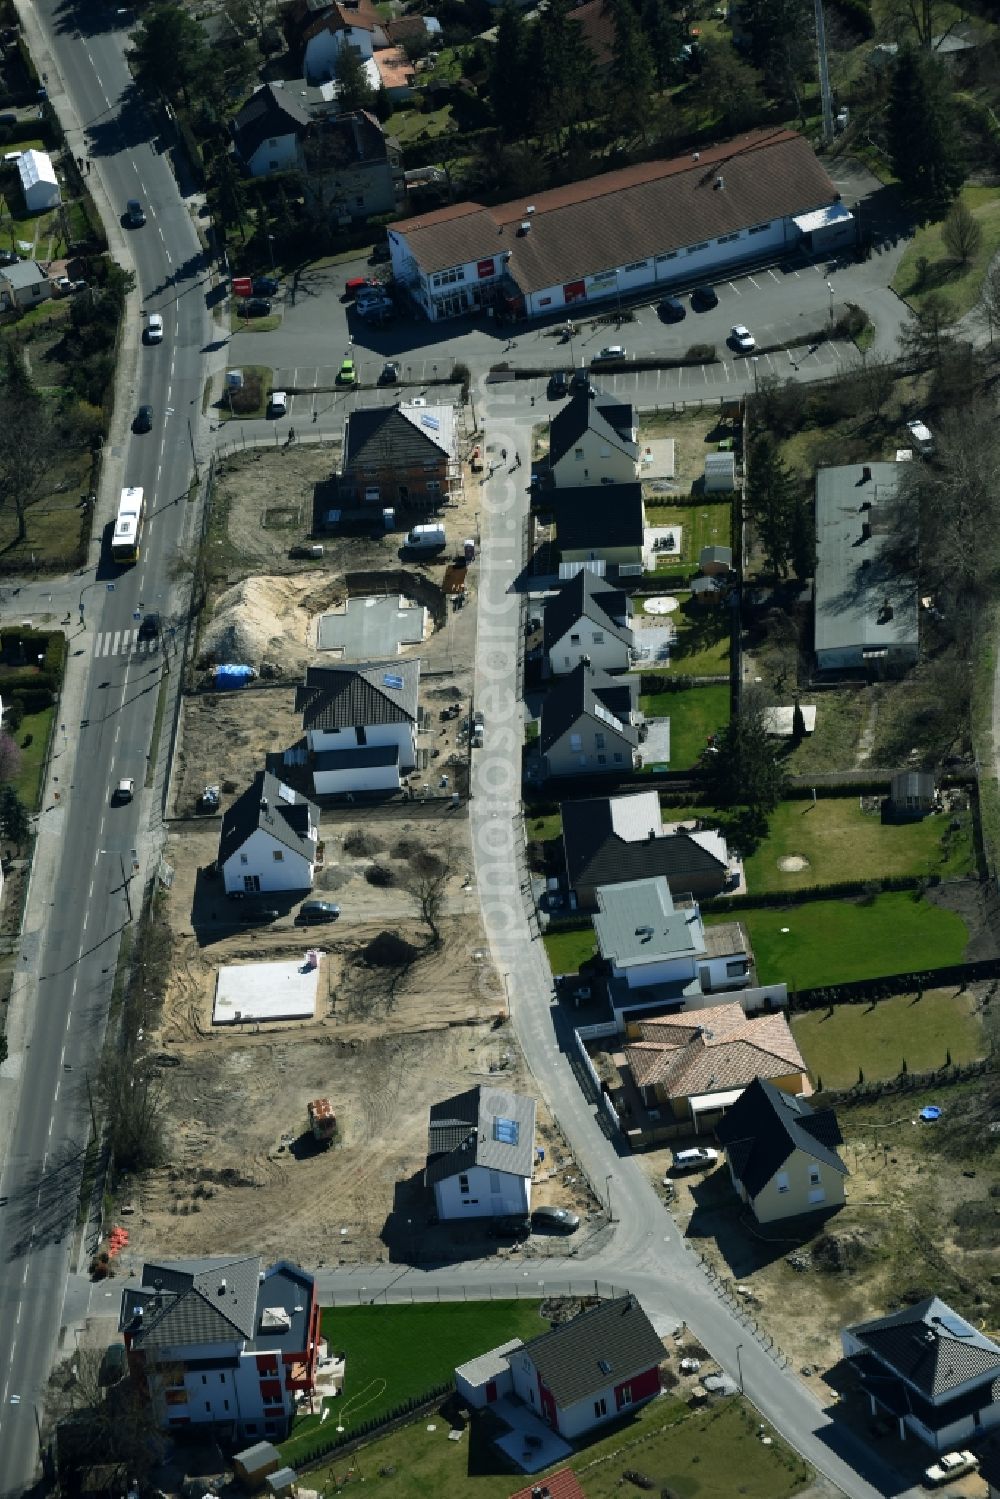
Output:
top-left (383, 672), bottom-right (404, 690)
top-left (421, 415), bottom-right (440, 430)
top-left (494, 1117), bottom-right (519, 1145)
top-left (939, 1313), bottom-right (975, 1338)
top-left (277, 782), bottom-right (296, 804)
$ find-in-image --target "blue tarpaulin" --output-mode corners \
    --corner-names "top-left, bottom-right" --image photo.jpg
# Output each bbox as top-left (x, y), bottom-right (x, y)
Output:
top-left (214, 664), bottom-right (255, 689)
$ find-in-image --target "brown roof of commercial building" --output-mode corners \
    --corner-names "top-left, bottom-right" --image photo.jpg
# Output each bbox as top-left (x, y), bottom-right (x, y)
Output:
top-left (624, 1002), bottom-right (806, 1096)
top-left (393, 130), bottom-right (839, 294)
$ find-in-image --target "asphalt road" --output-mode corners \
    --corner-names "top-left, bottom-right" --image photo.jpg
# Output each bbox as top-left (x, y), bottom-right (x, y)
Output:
top-left (0, 1), bottom-right (211, 1487)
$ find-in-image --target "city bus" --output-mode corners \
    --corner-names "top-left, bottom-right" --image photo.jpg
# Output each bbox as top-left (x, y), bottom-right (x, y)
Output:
top-left (111, 486), bottom-right (145, 565)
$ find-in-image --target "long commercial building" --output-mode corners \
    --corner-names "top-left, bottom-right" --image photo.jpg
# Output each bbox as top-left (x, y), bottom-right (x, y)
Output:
top-left (388, 128), bottom-right (853, 322)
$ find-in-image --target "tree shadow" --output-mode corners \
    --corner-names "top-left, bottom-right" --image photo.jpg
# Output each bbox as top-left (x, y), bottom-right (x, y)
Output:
top-left (4, 1139), bottom-right (88, 1260)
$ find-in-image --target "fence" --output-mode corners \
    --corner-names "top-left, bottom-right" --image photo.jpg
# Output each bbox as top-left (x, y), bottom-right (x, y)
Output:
top-left (815, 1055), bottom-right (994, 1108)
top-left (687, 1244), bottom-right (791, 1370)
top-left (573, 1028), bottom-right (604, 1101)
top-left (791, 960), bottom-right (1000, 1010)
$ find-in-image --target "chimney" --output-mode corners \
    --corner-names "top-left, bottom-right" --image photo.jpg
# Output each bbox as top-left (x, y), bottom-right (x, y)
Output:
top-left (861, 521), bottom-right (871, 542)
top-left (218, 1278), bottom-right (227, 1295)
top-left (714, 175), bottom-right (724, 190)
top-left (862, 464), bottom-right (872, 482)
top-left (692, 151), bottom-right (700, 161)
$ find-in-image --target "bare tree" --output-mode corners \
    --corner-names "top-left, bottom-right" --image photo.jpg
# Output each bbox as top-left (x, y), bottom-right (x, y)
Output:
top-left (97, 1052), bottom-right (167, 1173)
top-left (977, 257), bottom-right (1000, 344)
top-left (46, 1347), bottom-right (166, 1484)
top-left (0, 732), bottom-right (20, 784)
top-left (856, 349), bottom-right (896, 418)
top-left (0, 364), bottom-right (55, 544)
top-left (942, 198), bottom-right (982, 266)
top-left (399, 850), bottom-right (451, 947)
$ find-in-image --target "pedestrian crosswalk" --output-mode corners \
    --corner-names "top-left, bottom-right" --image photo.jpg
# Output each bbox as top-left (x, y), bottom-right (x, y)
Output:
top-left (93, 629), bottom-right (161, 658)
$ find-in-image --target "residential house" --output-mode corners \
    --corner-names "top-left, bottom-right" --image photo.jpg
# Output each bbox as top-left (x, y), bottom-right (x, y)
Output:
top-left (510, 1294), bottom-right (663, 1439)
top-left (218, 769), bottom-right (320, 896)
top-left (540, 662), bottom-right (638, 778)
top-left (373, 46), bottom-right (415, 102)
top-left (544, 569), bottom-right (634, 676)
top-left (716, 1077), bottom-right (848, 1222)
top-left (814, 462), bottom-right (918, 673)
top-left (291, 658), bottom-right (420, 794)
top-left (841, 1297), bottom-right (1000, 1451)
top-left (299, 0), bottom-right (386, 82)
top-left (18, 149), bottom-right (60, 213)
top-left (119, 1255), bottom-right (321, 1442)
top-left (886, 770), bottom-right (936, 821)
top-left (548, 390), bottom-right (640, 490)
top-left (622, 1001), bottom-right (808, 1132)
top-left (561, 790), bottom-right (732, 910)
top-left (338, 403), bottom-right (460, 510)
top-left (549, 484), bottom-right (646, 571)
top-left (383, 14), bottom-right (442, 48)
top-left (593, 877), bottom-right (751, 1022)
top-left (387, 129), bottom-right (853, 322)
top-left (303, 110), bottom-right (403, 220)
top-left (699, 544), bottom-right (733, 575)
top-left (0, 259), bottom-right (52, 311)
top-left (688, 574), bottom-right (728, 606)
top-left (231, 83), bottom-right (313, 177)
top-left (425, 1084), bottom-right (536, 1220)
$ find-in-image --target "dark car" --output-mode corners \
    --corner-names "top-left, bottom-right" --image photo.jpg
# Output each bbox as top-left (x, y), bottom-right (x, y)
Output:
top-left (379, 361), bottom-right (400, 385)
top-left (124, 198), bottom-right (145, 228)
top-left (370, 243), bottom-right (391, 264)
top-left (569, 367), bottom-right (592, 393)
top-left (548, 370), bottom-right (569, 398)
top-left (138, 611), bottom-right (160, 640)
top-left (133, 404), bottom-right (153, 433)
top-left (253, 275), bottom-right (279, 296)
top-left (488, 1215), bottom-right (530, 1241)
top-left (239, 298), bottom-right (272, 318)
top-left (658, 296), bottom-right (686, 323)
top-left (691, 284), bottom-right (719, 311)
top-left (531, 1205), bottom-right (580, 1234)
top-left (239, 905), bottom-right (280, 923)
top-left (297, 900), bottom-right (341, 924)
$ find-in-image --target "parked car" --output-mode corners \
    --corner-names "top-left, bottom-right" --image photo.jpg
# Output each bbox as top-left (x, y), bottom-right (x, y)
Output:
top-left (138, 612), bottom-right (160, 640)
top-left (670, 1147), bottom-right (719, 1174)
top-left (488, 1215), bottom-right (530, 1241)
top-left (297, 900), bottom-right (341, 924)
top-left (337, 358), bottom-right (357, 386)
top-left (691, 284), bottom-right (718, 310)
top-left (548, 370), bottom-right (569, 398)
top-left (593, 344), bottom-right (626, 362)
top-left (569, 367), bottom-right (593, 393)
top-left (906, 417), bottom-right (934, 454)
top-left (730, 324), bottom-right (755, 353)
top-left (133, 404), bottom-right (153, 433)
top-left (531, 1205), bottom-right (580, 1234)
top-left (379, 361), bottom-right (400, 385)
top-left (345, 275), bottom-right (376, 297)
top-left (268, 390), bottom-right (288, 417)
top-left (145, 313), bottom-right (163, 344)
top-left (239, 905), bottom-right (280, 924)
top-left (239, 298), bottom-right (272, 318)
top-left (658, 296), bottom-right (686, 322)
top-left (113, 776), bottom-right (135, 804)
top-left (253, 275), bottom-right (279, 296)
top-left (924, 1452), bottom-right (978, 1487)
top-left (124, 198), bottom-right (145, 227)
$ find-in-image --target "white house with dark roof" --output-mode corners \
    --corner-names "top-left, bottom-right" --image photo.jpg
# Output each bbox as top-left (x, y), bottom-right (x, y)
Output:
top-left (544, 569), bottom-right (633, 676)
top-left (292, 658), bottom-right (420, 794)
top-left (549, 484), bottom-right (646, 570)
top-left (716, 1077), bottom-right (848, 1221)
top-left (219, 769), bottom-right (320, 895)
top-left (540, 662), bottom-right (639, 777)
top-left (387, 128), bottom-right (852, 322)
top-left (425, 1084), bottom-right (536, 1220)
top-left (231, 82), bottom-right (313, 176)
top-left (841, 1298), bottom-right (1000, 1451)
top-left (548, 390), bottom-right (640, 490)
top-left (0, 258), bottom-right (52, 311)
top-left (561, 789), bottom-right (732, 909)
top-left (119, 1255), bottom-right (320, 1442)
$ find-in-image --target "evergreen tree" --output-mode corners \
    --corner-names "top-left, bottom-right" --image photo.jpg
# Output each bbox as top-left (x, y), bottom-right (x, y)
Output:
top-left (606, 0), bottom-right (656, 143)
top-left (703, 689), bottom-right (786, 820)
top-left (746, 431), bottom-right (800, 577)
top-left (789, 494), bottom-right (816, 581)
top-left (738, 0), bottom-right (811, 111)
top-left (129, 3), bottom-right (209, 105)
top-left (642, 0), bottom-right (687, 88)
top-left (696, 37), bottom-right (766, 133)
top-left (887, 45), bottom-right (965, 208)
top-left (532, 0), bottom-right (594, 144)
top-left (0, 785), bottom-right (29, 846)
top-left (334, 40), bottom-right (374, 113)
top-left (489, 4), bottom-right (531, 139)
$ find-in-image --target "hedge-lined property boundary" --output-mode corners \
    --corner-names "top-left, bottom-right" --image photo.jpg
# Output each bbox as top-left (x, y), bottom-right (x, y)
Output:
top-left (291, 1382), bottom-right (451, 1472)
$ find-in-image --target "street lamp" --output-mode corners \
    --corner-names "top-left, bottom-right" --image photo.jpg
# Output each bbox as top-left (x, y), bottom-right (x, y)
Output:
top-left (826, 280), bottom-right (835, 328)
top-left (605, 1173), bottom-right (614, 1223)
top-left (749, 355), bottom-right (759, 395)
top-left (267, 233), bottom-right (276, 272)
top-left (735, 1342), bottom-right (744, 1394)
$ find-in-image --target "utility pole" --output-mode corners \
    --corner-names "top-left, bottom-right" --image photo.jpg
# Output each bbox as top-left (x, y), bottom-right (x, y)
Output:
top-left (187, 416), bottom-right (200, 484)
top-left (119, 853), bottom-right (133, 924)
top-left (736, 1341), bottom-right (744, 1393)
top-left (814, 0), bottom-right (834, 145)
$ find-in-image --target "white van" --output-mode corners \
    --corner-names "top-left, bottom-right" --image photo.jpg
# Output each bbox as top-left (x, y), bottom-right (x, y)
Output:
top-left (406, 523), bottom-right (446, 551)
top-left (268, 390), bottom-right (288, 417)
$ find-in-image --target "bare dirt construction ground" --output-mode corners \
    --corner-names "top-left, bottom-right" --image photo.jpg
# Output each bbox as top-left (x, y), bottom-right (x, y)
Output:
top-left (634, 1056), bottom-right (1000, 1413)
top-left (126, 819), bottom-right (601, 1268)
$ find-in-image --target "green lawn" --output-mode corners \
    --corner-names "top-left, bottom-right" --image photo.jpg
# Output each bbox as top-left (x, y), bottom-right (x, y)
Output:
top-left (218, 364), bottom-right (272, 421)
top-left (12, 706), bottom-right (55, 811)
top-left (525, 811), bottom-right (561, 842)
top-left (641, 500), bottom-right (732, 567)
top-left (308, 1392), bottom-right (811, 1499)
top-left (793, 987), bottom-right (987, 1089)
top-left (383, 105), bottom-right (453, 145)
top-left (744, 798), bottom-right (975, 893)
top-left (892, 185), bottom-right (1000, 320)
top-left (229, 306), bottom-right (281, 334)
top-left (663, 604), bottom-right (731, 676)
top-left (714, 892), bottom-right (968, 990)
top-left (639, 683), bottom-right (729, 768)
top-left (543, 923), bottom-right (596, 975)
top-left (280, 1301), bottom-right (549, 1465)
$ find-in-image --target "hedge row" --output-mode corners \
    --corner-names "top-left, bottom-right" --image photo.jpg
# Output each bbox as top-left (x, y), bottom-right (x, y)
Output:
top-left (817, 1056), bottom-right (993, 1109)
top-left (0, 628), bottom-right (66, 692)
top-left (295, 1381), bottom-right (451, 1471)
top-left (636, 672), bottom-right (702, 695)
top-left (700, 873), bottom-right (935, 914)
top-left (792, 958), bottom-right (1000, 1010)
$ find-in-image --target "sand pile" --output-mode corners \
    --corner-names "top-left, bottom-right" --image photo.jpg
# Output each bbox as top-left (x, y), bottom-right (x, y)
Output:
top-left (200, 576), bottom-right (317, 670)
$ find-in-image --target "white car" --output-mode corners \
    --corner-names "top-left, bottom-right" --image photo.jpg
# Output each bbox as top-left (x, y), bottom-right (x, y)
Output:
top-left (924, 1451), bottom-right (978, 1486)
top-left (113, 777), bottom-right (135, 804)
top-left (594, 345), bottom-right (626, 362)
top-left (906, 417), bottom-right (934, 454)
top-left (268, 390), bottom-right (288, 418)
top-left (670, 1147), bottom-right (719, 1174)
top-left (730, 324), bottom-right (755, 352)
top-left (145, 312), bottom-right (163, 344)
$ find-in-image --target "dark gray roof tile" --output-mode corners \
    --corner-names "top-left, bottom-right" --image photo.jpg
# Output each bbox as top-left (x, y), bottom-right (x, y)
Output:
top-left (523, 1295), bottom-right (664, 1406)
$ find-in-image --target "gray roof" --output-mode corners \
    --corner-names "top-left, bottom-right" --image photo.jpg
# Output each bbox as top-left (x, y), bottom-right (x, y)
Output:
top-left (232, 82), bottom-right (311, 161)
top-left (548, 390), bottom-right (639, 468)
top-left (219, 769), bottom-right (318, 865)
top-left (716, 1078), bottom-right (847, 1200)
top-left (455, 1337), bottom-right (525, 1387)
top-left (425, 1084), bottom-right (536, 1185)
top-left (562, 793), bottom-right (728, 895)
top-left (342, 403), bottom-right (453, 471)
top-left (845, 1297), bottom-right (1000, 1399)
top-left (890, 770), bottom-right (935, 803)
top-left (699, 545), bottom-right (733, 568)
top-left (543, 569), bottom-right (632, 654)
top-left (814, 463), bottom-right (918, 658)
top-left (594, 877), bottom-right (704, 966)
top-left (540, 662), bottom-right (638, 755)
top-left (550, 483), bottom-right (645, 554)
top-left (313, 744), bottom-right (399, 771)
top-left (297, 658), bottom-right (420, 730)
top-left (235, 1441), bottom-right (282, 1471)
top-left (0, 260), bottom-right (48, 289)
top-left (523, 1294), bottom-right (664, 1407)
top-left (120, 1255), bottom-right (262, 1348)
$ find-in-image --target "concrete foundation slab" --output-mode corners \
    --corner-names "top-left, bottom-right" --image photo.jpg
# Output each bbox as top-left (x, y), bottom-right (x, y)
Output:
top-left (317, 595), bottom-right (426, 658)
top-left (213, 956), bottom-right (323, 1025)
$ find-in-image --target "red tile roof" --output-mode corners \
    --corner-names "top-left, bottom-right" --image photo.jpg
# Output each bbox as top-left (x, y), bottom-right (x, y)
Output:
top-left (393, 129), bottom-right (839, 294)
top-left (508, 1470), bottom-right (588, 1499)
top-left (304, 0), bottom-right (381, 41)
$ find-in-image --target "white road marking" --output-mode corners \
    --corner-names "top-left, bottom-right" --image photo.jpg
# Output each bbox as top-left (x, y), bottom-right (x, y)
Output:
top-left (746, 275), bottom-right (760, 289)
